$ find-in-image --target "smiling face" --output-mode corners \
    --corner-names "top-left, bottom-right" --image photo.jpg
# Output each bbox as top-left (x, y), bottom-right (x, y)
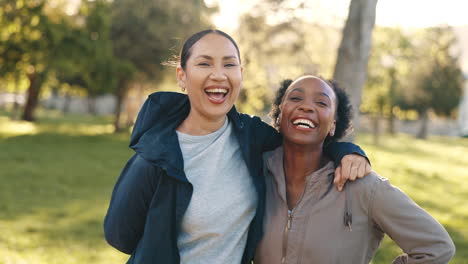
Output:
top-left (176, 33), bottom-right (243, 122)
top-left (279, 76), bottom-right (337, 147)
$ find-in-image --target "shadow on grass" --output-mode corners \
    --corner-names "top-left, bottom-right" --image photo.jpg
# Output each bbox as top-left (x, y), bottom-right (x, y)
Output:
top-left (1, 130), bottom-right (133, 262)
top-left (358, 133), bottom-right (468, 166)
top-left (0, 111), bottom-right (134, 262)
top-left (0, 132), bottom-right (132, 221)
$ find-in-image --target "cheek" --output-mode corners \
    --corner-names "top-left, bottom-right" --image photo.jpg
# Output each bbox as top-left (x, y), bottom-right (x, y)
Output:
top-left (185, 69), bottom-right (205, 83)
top-left (278, 110), bottom-right (290, 131)
top-left (231, 72), bottom-right (243, 87)
top-left (322, 112), bottom-right (336, 128)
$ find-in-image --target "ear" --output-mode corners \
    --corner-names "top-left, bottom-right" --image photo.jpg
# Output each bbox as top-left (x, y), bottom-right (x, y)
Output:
top-left (240, 66), bottom-right (244, 86)
top-left (329, 120), bottom-right (336, 137)
top-left (277, 103), bottom-right (285, 126)
top-left (176, 66), bottom-right (186, 90)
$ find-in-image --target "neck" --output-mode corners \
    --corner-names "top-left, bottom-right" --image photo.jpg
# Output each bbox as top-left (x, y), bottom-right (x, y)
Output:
top-left (282, 141), bottom-right (324, 184)
top-left (177, 110), bottom-right (226, 135)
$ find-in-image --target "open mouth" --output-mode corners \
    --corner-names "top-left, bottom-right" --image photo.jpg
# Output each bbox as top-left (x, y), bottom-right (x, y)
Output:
top-left (205, 87), bottom-right (229, 104)
top-left (292, 118), bottom-right (316, 129)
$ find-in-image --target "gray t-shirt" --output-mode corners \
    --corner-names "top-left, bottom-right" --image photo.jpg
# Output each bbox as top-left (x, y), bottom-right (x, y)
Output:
top-left (176, 119), bottom-right (257, 264)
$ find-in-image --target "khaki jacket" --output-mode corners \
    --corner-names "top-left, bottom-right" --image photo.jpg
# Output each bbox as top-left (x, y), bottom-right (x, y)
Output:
top-left (254, 147), bottom-right (455, 264)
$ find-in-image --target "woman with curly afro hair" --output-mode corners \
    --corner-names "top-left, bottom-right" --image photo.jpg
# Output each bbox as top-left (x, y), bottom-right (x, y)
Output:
top-left (255, 75), bottom-right (454, 264)
top-left (269, 78), bottom-right (353, 145)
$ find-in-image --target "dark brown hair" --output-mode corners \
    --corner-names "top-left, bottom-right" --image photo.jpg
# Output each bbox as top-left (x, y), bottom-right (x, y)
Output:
top-left (165, 29), bottom-right (241, 69)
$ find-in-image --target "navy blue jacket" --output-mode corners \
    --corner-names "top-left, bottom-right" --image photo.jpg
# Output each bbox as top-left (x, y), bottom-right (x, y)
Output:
top-left (104, 92), bottom-right (366, 264)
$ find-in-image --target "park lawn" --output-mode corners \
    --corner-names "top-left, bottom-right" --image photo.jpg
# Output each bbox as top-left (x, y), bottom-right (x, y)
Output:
top-left (0, 110), bottom-right (467, 264)
top-left (356, 133), bottom-right (468, 263)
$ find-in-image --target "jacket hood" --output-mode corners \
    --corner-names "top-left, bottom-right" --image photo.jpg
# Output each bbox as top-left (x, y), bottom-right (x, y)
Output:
top-left (129, 91), bottom-right (243, 181)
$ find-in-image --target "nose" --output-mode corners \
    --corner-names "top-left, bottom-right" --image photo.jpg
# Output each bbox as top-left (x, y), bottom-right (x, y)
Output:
top-left (298, 100), bottom-right (314, 113)
top-left (209, 65), bottom-right (227, 81)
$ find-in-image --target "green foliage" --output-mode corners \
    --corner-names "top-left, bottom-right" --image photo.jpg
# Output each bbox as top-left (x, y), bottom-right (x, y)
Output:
top-left (0, 111), bottom-right (467, 263)
top-left (363, 27), bottom-right (413, 117)
top-left (0, 0), bottom-right (214, 122)
top-left (236, 2), bottom-right (341, 115)
top-left (57, 0), bottom-right (128, 98)
top-left (107, 0), bottom-right (214, 130)
top-left (110, 0), bottom-right (214, 81)
top-left (395, 26), bottom-right (464, 117)
top-left (0, 0), bottom-right (82, 77)
top-left (0, 0), bottom-right (101, 120)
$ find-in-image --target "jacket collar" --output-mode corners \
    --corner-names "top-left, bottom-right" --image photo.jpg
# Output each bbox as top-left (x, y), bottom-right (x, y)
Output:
top-left (131, 92), bottom-right (244, 183)
top-left (265, 146), bottom-right (335, 204)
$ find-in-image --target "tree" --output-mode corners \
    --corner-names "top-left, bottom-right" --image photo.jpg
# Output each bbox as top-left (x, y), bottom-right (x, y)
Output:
top-left (362, 27), bottom-right (413, 143)
top-left (109, 0), bottom-right (213, 131)
top-left (76, 0), bottom-right (122, 114)
top-left (237, 12), bottom-right (309, 115)
top-left (0, 0), bottom-right (81, 121)
top-left (396, 26), bottom-right (464, 139)
top-left (236, 0), bottom-right (342, 116)
top-left (333, 0), bottom-right (378, 137)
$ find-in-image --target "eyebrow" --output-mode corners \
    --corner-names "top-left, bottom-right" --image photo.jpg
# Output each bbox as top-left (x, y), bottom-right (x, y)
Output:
top-left (194, 55), bottom-right (238, 60)
top-left (289, 88), bottom-right (332, 99)
top-left (290, 87), bottom-right (304, 93)
top-left (317, 92), bottom-right (332, 99)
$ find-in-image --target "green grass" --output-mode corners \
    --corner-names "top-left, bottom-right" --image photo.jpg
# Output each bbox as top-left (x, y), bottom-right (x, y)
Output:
top-left (356, 133), bottom-right (468, 264)
top-left (0, 109), bottom-right (467, 263)
top-left (0, 110), bottom-right (130, 263)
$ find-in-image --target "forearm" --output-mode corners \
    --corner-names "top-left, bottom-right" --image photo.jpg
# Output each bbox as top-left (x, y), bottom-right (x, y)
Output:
top-left (372, 178), bottom-right (455, 264)
top-left (104, 155), bottom-right (158, 254)
top-left (323, 141), bottom-right (368, 165)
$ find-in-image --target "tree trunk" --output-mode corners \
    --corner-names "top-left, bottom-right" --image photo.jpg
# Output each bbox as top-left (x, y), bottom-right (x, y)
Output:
top-left (11, 72), bottom-right (21, 120)
top-left (417, 109), bottom-right (429, 139)
top-left (387, 67), bottom-right (397, 135)
top-left (125, 79), bottom-right (145, 127)
top-left (388, 110), bottom-right (395, 135)
top-left (63, 92), bottom-right (72, 113)
top-left (113, 77), bottom-right (128, 133)
top-left (333, 0), bottom-right (378, 139)
top-left (22, 71), bottom-right (44, 122)
top-left (114, 90), bottom-right (124, 133)
top-left (87, 95), bottom-right (97, 115)
top-left (372, 114), bottom-right (380, 145)
top-left (50, 88), bottom-right (59, 110)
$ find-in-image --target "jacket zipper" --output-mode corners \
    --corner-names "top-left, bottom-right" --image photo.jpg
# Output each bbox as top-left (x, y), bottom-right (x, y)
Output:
top-left (281, 186), bottom-right (307, 264)
top-left (281, 209), bottom-right (293, 264)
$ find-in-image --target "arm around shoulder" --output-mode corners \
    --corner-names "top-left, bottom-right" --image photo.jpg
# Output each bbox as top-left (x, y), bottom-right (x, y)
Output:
top-left (104, 154), bottom-right (161, 254)
top-left (251, 116), bottom-right (281, 152)
top-left (324, 141), bottom-right (368, 165)
top-left (369, 175), bottom-right (455, 264)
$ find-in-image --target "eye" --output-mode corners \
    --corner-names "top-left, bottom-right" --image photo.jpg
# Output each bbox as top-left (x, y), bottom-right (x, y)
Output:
top-left (197, 62), bottom-right (210, 66)
top-left (290, 96), bottom-right (302, 102)
top-left (225, 63), bottom-right (237, 67)
top-left (316, 101), bottom-right (329, 107)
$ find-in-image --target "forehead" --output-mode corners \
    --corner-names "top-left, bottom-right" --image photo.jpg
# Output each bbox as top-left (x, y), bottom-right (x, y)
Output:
top-left (287, 77), bottom-right (336, 100)
top-left (189, 33), bottom-right (239, 59)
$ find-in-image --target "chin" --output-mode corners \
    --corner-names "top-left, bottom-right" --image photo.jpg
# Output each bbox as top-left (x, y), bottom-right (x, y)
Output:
top-left (205, 105), bottom-right (231, 118)
top-left (285, 137), bottom-right (315, 147)
top-left (287, 133), bottom-right (329, 146)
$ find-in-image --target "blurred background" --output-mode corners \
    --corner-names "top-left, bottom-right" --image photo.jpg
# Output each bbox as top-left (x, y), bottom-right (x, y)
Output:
top-left (0, 0), bottom-right (467, 263)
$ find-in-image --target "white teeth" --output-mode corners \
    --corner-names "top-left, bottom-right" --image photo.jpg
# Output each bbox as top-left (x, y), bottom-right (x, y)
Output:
top-left (293, 119), bottom-right (315, 128)
top-left (205, 88), bottom-right (228, 94)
